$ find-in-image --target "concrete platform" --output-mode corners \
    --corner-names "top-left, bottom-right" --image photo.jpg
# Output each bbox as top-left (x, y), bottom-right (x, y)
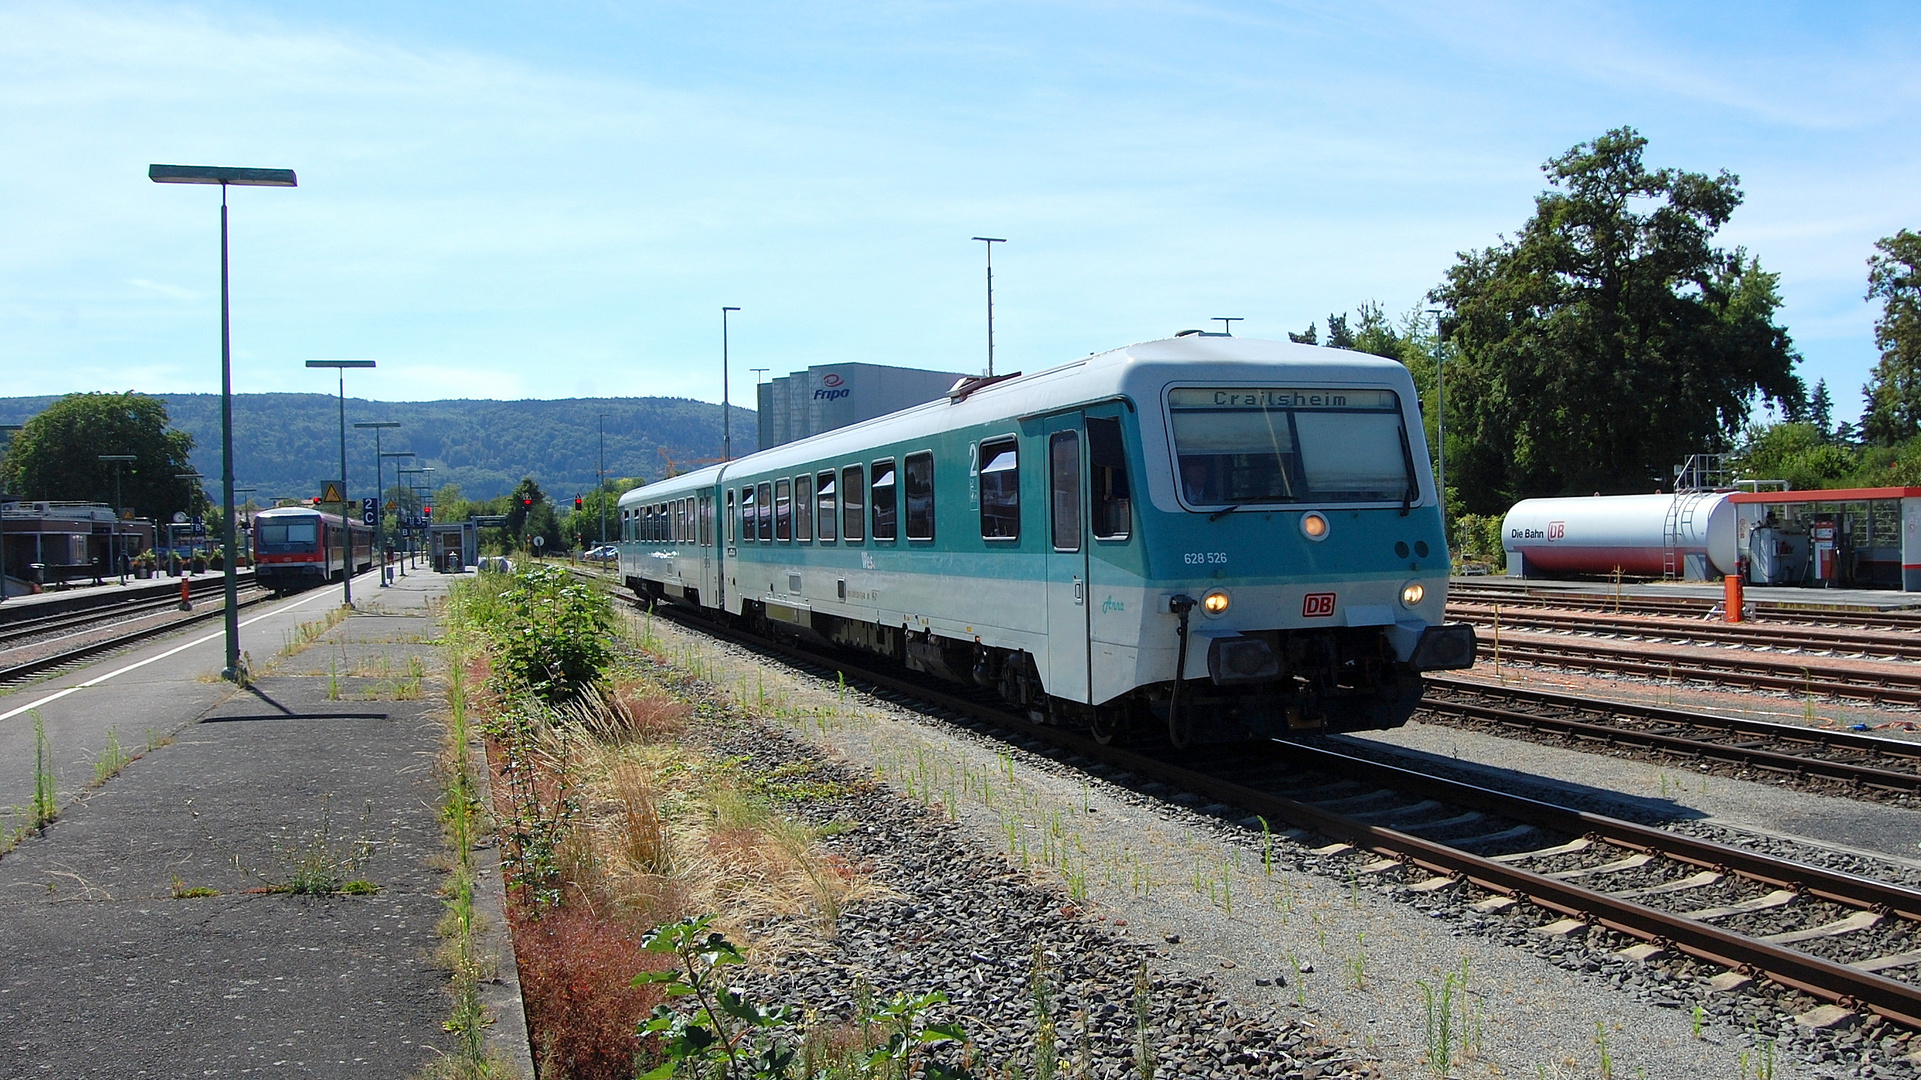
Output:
top-left (0, 570), bottom-right (526, 1078)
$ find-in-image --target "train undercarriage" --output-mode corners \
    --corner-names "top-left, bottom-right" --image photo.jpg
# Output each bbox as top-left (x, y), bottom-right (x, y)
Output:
top-left (631, 578), bottom-right (1472, 747)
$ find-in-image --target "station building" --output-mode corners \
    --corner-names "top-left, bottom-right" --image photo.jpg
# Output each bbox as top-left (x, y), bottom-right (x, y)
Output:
top-left (1, 499), bottom-right (155, 591)
top-left (756, 362), bottom-right (968, 451)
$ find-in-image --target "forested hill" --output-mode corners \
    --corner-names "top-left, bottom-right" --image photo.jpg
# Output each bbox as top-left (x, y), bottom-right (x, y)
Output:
top-left (0, 394), bottom-right (756, 502)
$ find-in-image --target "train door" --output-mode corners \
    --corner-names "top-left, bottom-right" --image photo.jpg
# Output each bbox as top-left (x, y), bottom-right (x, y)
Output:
top-left (698, 490), bottom-right (719, 607)
top-left (1044, 413), bottom-right (1091, 703)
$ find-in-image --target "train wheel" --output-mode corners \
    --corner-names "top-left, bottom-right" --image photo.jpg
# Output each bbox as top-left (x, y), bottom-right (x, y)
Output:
top-left (1089, 709), bottom-right (1122, 746)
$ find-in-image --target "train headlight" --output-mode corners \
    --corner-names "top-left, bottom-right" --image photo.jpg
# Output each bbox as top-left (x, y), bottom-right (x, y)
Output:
top-left (1400, 581), bottom-right (1426, 608)
top-left (1202, 589), bottom-right (1230, 616)
top-left (1300, 512), bottom-right (1329, 541)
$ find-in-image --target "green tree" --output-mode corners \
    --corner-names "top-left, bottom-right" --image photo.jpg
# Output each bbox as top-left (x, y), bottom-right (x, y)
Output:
top-left (1428, 127), bottom-right (1803, 513)
top-left (1861, 230), bottom-right (1921, 445)
top-left (0, 392), bottom-right (202, 523)
top-left (1734, 422), bottom-right (1859, 490)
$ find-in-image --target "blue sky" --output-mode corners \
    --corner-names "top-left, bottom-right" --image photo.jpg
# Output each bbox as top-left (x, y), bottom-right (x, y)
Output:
top-left (2, 1), bottom-right (1917, 421)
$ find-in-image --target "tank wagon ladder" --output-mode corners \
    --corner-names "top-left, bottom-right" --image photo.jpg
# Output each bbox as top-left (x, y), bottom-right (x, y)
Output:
top-left (1663, 454), bottom-right (1728, 581)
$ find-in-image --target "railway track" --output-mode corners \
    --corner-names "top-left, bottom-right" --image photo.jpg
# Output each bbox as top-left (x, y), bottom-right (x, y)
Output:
top-left (0, 584), bottom-right (273, 685)
top-left (1451, 601), bottom-right (1921, 661)
top-left (1419, 675), bottom-right (1921, 798)
top-left (0, 575), bottom-right (254, 649)
top-left (1475, 628), bottom-right (1921, 704)
top-left (1450, 580), bottom-right (1921, 631)
top-left (613, 591), bottom-right (1921, 1030)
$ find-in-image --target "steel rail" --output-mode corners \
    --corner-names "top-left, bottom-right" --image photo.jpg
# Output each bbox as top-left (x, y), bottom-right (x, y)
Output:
top-left (1451, 603), bottom-right (1921, 660)
top-left (0, 589), bottom-right (272, 684)
top-left (610, 590), bottom-right (1921, 1027)
top-left (0, 577), bottom-right (251, 647)
top-left (1482, 634), bottom-right (1921, 704)
top-left (1449, 583), bottom-right (1921, 630)
top-left (1425, 675), bottom-right (1921, 763)
top-left (0, 571), bottom-right (256, 626)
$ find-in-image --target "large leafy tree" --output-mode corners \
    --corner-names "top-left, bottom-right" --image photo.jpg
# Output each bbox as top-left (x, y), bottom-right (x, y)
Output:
top-left (1, 392), bottom-right (203, 523)
top-left (1861, 230), bottom-right (1921, 445)
top-left (1428, 128), bottom-right (1803, 512)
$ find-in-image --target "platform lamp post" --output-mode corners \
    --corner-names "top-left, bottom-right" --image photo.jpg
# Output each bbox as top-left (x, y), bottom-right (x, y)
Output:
top-left (721, 306), bottom-right (740, 461)
top-left (174, 471), bottom-right (207, 577)
top-left (381, 451), bottom-right (415, 577)
top-left (306, 359), bottom-right (376, 608)
top-left (399, 466), bottom-right (433, 568)
top-left (99, 455), bottom-right (136, 584)
top-left (1425, 308), bottom-right (1448, 543)
top-left (355, 421), bottom-right (401, 586)
top-left (150, 163), bottom-right (296, 682)
top-left (0, 425), bottom-right (20, 603)
top-left (972, 237), bottom-right (1005, 377)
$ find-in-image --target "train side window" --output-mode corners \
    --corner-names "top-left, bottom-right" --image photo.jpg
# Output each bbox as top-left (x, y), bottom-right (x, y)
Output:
top-left (775, 479), bottom-right (792, 542)
top-left (979, 438), bottom-right (1019, 541)
top-left (641, 506), bottom-right (650, 542)
top-left (757, 481), bottom-right (774, 542)
top-left (725, 490), bottom-right (734, 543)
top-left (795, 474), bottom-right (813, 541)
top-left (817, 471), bottom-right (837, 542)
top-left (871, 459), bottom-right (897, 541)
top-left (842, 464), bottom-right (865, 541)
top-left (1088, 417), bottom-right (1131, 541)
top-left (905, 452), bottom-right (934, 541)
top-left (699, 495), bottom-right (714, 546)
top-left (739, 488), bottom-right (754, 543)
top-left (683, 498), bottom-right (693, 543)
top-left (1050, 430), bottom-right (1081, 552)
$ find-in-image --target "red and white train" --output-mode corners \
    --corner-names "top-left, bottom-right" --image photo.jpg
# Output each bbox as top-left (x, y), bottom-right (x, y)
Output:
top-left (252, 505), bottom-right (376, 593)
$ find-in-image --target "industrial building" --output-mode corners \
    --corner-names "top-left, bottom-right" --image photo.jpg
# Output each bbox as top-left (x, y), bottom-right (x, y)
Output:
top-left (756, 362), bottom-right (968, 450)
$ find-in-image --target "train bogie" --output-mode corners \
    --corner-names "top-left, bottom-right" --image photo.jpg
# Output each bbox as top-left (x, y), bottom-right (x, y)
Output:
top-left (619, 335), bottom-right (1475, 745)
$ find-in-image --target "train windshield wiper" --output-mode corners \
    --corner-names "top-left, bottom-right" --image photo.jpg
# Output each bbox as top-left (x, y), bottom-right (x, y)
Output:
top-left (1209, 505), bottom-right (1240, 522)
top-left (1397, 425), bottom-right (1417, 517)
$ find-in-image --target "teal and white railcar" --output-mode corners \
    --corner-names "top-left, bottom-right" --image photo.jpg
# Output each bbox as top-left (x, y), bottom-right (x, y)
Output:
top-left (618, 334), bottom-right (1474, 745)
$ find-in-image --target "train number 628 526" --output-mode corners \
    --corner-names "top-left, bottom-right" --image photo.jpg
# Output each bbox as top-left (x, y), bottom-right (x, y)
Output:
top-left (1182, 551), bottom-right (1228, 565)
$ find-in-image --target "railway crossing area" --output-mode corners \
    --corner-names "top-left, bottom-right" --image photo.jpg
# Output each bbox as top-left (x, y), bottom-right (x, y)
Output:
top-left (0, 571), bottom-right (529, 1077)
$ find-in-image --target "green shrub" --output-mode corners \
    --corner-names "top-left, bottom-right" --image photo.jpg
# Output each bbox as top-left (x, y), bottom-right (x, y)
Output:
top-left (485, 565), bottom-right (615, 703)
top-left (1449, 513), bottom-right (1506, 572)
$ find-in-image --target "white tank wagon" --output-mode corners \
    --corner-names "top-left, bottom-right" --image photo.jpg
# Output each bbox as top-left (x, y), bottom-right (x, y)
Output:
top-left (1502, 492), bottom-right (1737, 580)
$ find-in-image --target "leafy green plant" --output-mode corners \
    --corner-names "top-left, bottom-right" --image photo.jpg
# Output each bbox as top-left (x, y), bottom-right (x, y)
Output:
top-left (91, 727), bottom-right (131, 786)
top-left (30, 713), bottom-right (57, 831)
top-left (486, 564), bottom-right (615, 702)
top-left (634, 915), bottom-right (971, 1080)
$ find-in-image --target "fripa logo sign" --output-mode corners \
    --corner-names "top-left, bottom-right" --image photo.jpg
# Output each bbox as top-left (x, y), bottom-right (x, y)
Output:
top-left (814, 372), bottom-right (850, 401)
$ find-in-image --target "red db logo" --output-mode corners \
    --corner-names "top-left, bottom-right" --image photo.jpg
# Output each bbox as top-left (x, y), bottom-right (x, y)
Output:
top-left (1547, 521), bottom-right (1566, 541)
top-left (1302, 592), bottom-right (1336, 618)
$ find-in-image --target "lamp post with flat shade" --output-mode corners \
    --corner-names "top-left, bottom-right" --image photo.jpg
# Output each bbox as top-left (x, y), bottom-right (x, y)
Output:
top-left (150, 163), bottom-right (296, 682)
top-left (355, 421), bottom-right (401, 586)
top-left (381, 451), bottom-right (415, 577)
top-left (971, 237), bottom-right (1005, 376)
top-left (99, 455), bottom-right (136, 583)
top-left (721, 307), bottom-right (740, 461)
top-left (306, 359), bottom-right (376, 607)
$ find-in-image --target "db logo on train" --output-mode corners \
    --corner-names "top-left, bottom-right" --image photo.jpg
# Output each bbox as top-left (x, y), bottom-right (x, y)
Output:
top-left (1302, 592), bottom-right (1337, 618)
top-left (1547, 520), bottom-right (1566, 541)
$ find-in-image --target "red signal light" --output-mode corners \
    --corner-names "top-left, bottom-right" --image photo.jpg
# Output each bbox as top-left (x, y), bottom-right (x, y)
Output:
top-left (522, 498), bottom-right (532, 507)
top-left (574, 496), bottom-right (583, 511)
top-left (423, 506), bottom-right (432, 518)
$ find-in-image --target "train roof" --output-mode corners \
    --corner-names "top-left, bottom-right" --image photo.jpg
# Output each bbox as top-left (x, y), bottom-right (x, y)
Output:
top-left (621, 335), bottom-right (1416, 506)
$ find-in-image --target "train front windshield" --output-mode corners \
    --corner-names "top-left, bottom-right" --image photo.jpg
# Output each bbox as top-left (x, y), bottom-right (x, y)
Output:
top-left (257, 521), bottom-right (319, 547)
top-left (1169, 387), bottom-right (1413, 505)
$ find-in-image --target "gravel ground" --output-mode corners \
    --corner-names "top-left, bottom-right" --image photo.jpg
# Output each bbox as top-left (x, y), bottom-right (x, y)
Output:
top-left (623, 610), bottom-right (1903, 1079)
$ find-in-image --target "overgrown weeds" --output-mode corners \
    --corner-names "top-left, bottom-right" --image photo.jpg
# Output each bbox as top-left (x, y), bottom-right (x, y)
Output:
top-left (247, 794), bottom-right (383, 896)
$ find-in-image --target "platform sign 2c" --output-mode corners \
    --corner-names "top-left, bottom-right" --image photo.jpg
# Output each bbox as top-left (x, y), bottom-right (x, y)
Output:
top-left (362, 498), bottom-right (378, 526)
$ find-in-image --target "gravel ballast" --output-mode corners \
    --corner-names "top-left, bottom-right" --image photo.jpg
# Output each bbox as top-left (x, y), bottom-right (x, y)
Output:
top-left (622, 609), bottom-right (1891, 1078)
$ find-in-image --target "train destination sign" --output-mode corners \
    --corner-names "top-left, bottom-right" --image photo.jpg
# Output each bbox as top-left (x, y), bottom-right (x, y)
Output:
top-left (1167, 388), bottom-right (1398, 411)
